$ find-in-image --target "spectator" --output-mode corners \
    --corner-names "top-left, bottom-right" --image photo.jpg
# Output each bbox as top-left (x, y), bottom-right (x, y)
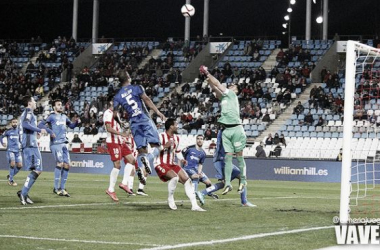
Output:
top-left (304, 112), bottom-right (314, 125)
top-left (90, 124), bottom-right (98, 135)
top-left (83, 123), bottom-right (91, 135)
top-left (279, 134), bottom-right (287, 147)
top-left (269, 144), bottom-right (282, 157)
top-left (316, 116), bottom-right (324, 126)
top-left (265, 133), bottom-right (273, 145)
top-left (262, 112), bottom-right (270, 122)
top-left (336, 148), bottom-right (343, 161)
top-left (204, 128), bottom-right (213, 141)
top-left (273, 133), bottom-right (280, 145)
top-left (255, 142), bottom-right (266, 158)
top-left (293, 101), bottom-right (304, 115)
top-left (72, 134), bottom-right (82, 143)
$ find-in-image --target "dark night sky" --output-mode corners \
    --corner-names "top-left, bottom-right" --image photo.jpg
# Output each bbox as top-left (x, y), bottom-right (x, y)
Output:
top-left (0, 0), bottom-right (379, 42)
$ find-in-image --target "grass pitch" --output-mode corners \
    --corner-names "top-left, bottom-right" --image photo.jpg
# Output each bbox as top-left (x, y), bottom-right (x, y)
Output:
top-left (0, 170), bottom-right (343, 250)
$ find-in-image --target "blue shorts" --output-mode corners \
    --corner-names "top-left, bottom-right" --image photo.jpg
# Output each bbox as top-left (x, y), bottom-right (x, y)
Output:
top-left (214, 161), bottom-right (240, 181)
top-left (23, 147), bottom-right (43, 171)
top-left (7, 151), bottom-right (22, 164)
top-left (184, 168), bottom-right (209, 182)
top-left (131, 119), bottom-right (160, 149)
top-left (50, 144), bottom-right (70, 164)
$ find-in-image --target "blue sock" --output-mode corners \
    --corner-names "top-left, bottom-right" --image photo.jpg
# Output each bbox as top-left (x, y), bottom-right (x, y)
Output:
top-left (14, 167), bottom-right (21, 176)
top-left (9, 166), bottom-right (15, 181)
top-left (201, 182), bottom-right (224, 196)
top-left (60, 168), bottom-right (69, 190)
top-left (192, 178), bottom-right (199, 192)
top-left (54, 166), bottom-right (62, 190)
top-left (21, 171), bottom-right (39, 196)
top-left (241, 187), bottom-right (247, 205)
top-left (151, 147), bottom-right (160, 158)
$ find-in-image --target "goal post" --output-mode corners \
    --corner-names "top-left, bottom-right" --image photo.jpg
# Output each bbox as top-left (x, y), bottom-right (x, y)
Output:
top-left (339, 41), bottom-right (380, 224)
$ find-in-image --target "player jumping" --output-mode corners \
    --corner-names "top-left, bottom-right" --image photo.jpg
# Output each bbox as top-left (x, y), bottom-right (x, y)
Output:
top-left (197, 130), bottom-right (256, 207)
top-left (199, 65), bottom-right (247, 195)
top-left (113, 71), bottom-right (166, 184)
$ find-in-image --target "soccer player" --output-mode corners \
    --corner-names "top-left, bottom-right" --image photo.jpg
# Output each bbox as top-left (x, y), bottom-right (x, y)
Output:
top-left (199, 65), bottom-right (247, 195)
top-left (113, 71), bottom-right (166, 183)
top-left (154, 118), bottom-right (205, 211)
top-left (17, 96), bottom-right (53, 205)
top-left (38, 99), bottom-right (81, 197)
top-left (198, 131), bottom-right (256, 207)
top-left (182, 135), bottom-right (218, 200)
top-left (0, 118), bottom-right (22, 186)
top-left (123, 129), bottom-right (148, 196)
top-left (104, 96), bottom-right (136, 202)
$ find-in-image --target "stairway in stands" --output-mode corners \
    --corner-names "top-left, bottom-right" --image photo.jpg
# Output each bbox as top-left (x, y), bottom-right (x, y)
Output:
top-left (255, 82), bottom-right (321, 143)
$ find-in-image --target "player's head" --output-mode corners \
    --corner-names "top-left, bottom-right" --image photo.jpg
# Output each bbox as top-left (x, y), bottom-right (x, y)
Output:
top-left (228, 84), bottom-right (240, 95)
top-left (120, 71), bottom-right (132, 86)
top-left (165, 118), bottom-right (178, 134)
top-left (196, 134), bottom-right (204, 147)
top-left (11, 118), bottom-right (18, 128)
top-left (23, 95), bottom-right (36, 110)
top-left (107, 95), bottom-right (114, 109)
top-left (53, 99), bottom-right (63, 113)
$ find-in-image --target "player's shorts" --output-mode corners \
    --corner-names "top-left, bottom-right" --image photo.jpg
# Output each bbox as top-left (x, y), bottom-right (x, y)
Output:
top-left (107, 143), bottom-right (132, 162)
top-left (155, 164), bottom-right (182, 182)
top-left (214, 161), bottom-right (240, 181)
top-left (222, 125), bottom-right (247, 153)
top-left (131, 119), bottom-right (160, 149)
top-left (7, 151), bottom-right (22, 164)
top-left (184, 168), bottom-right (209, 183)
top-left (23, 147), bottom-right (43, 171)
top-left (50, 144), bottom-right (70, 164)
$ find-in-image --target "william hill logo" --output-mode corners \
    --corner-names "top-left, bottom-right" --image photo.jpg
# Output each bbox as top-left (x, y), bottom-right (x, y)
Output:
top-left (274, 167), bottom-right (328, 176)
top-left (71, 160), bottom-right (104, 168)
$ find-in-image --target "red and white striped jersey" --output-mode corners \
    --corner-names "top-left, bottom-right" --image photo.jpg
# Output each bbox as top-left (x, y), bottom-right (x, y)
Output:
top-left (103, 109), bottom-right (122, 144)
top-left (124, 134), bottom-right (138, 158)
top-left (154, 132), bottom-right (181, 166)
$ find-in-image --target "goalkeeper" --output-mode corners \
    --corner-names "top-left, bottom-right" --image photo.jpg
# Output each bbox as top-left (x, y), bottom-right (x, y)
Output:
top-left (199, 65), bottom-right (247, 195)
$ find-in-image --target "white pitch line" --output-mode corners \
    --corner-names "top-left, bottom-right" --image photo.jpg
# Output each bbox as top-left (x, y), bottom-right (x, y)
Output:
top-left (139, 226), bottom-right (335, 250)
top-left (0, 196), bottom-right (339, 210)
top-left (0, 235), bottom-right (161, 247)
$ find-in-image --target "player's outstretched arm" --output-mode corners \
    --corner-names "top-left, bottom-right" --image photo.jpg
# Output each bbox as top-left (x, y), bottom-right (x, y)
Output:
top-left (199, 65), bottom-right (227, 95)
top-left (141, 93), bottom-right (166, 121)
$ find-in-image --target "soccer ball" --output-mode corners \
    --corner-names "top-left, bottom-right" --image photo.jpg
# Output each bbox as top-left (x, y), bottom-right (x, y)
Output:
top-left (181, 4), bottom-right (195, 17)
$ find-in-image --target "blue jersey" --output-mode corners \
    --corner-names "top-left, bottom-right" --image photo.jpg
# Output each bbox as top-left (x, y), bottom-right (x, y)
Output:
top-left (113, 85), bottom-right (150, 123)
top-left (213, 130), bottom-right (225, 163)
top-left (182, 145), bottom-right (206, 171)
top-left (39, 113), bottom-right (78, 145)
top-left (19, 108), bottom-right (41, 149)
top-left (0, 128), bottom-right (21, 152)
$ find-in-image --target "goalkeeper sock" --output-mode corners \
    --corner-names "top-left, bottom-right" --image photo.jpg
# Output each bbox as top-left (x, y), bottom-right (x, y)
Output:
top-left (237, 156), bottom-right (247, 185)
top-left (224, 154), bottom-right (233, 187)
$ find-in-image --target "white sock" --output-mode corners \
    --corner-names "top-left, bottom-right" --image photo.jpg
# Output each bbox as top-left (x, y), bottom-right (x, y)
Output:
top-left (139, 176), bottom-right (146, 190)
top-left (128, 176), bottom-right (134, 190)
top-left (184, 179), bottom-right (198, 208)
top-left (122, 163), bottom-right (134, 185)
top-left (108, 168), bottom-right (120, 192)
top-left (168, 176), bottom-right (179, 201)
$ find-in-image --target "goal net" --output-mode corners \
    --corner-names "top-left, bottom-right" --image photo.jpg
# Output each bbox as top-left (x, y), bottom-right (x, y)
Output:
top-left (340, 41), bottom-right (380, 224)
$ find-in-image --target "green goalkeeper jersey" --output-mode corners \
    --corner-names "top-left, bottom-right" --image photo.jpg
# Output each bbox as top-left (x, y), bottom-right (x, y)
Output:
top-left (218, 89), bottom-right (241, 125)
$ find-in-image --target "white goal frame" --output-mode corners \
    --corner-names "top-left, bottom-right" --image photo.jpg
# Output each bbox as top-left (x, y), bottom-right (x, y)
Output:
top-left (340, 41), bottom-right (380, 224)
